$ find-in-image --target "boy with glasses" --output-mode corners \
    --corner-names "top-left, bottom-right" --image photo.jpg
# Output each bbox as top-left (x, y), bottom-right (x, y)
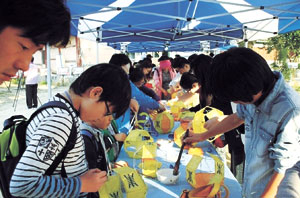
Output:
top-left (10, 64), bottom-right (131, 197)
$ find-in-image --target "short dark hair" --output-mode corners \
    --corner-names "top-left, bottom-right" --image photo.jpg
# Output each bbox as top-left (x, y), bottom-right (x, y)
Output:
top-left (188, 54), bottom-right (198, 64)
top-left (109, 54), bottom-right (131, 67)
top-left (137, 59), bottom-right (153, 69)
top-left (173, 57), bottom-right (190, 69)
top-left (210, 47), bottom-right (275, 102)
top-left (180, 72), bottom-right (198, 90)
top-left (70, 64), bottom-right (131, 119)
top-left (129, 67), bottom-right (144, 83)
top-left (0, 0), bottom-right (71, 47)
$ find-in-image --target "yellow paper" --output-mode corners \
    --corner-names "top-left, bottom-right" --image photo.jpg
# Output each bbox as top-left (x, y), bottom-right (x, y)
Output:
top-left (98, 173), bottom-right (123, 198)
top-left (186, 155), bottom-right (203, 187)
top-left (114, 167), bottom-right (147, 198)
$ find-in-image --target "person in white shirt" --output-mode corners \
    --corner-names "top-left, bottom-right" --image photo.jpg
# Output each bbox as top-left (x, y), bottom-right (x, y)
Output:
top-left (169, 57), bottom-right (191, 95)
top-left (24, 57), bottom-right (39, 108)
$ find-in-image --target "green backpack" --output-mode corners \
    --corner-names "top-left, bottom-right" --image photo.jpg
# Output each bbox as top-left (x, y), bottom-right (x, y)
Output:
top-left (0, 101), bottom-right (76, 198)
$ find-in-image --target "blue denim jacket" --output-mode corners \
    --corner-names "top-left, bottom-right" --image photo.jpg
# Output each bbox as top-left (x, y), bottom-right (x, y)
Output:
top-left (236, 72), bottom-right (300, 198)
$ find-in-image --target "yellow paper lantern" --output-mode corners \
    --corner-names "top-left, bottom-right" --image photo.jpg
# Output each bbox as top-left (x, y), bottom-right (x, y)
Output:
top-left (174, 125), bottom-right (185, 147)
top-left (153, 111), bottom-right (174, 134)
top-left (98, 173), bottom-right (123, 198)
top-left (179, 111), bottom-right (195, 127)
top-left (114, 167), bottom-right (148, 198)
top-left (170, 101), bottom-right (185, 121)
top-left (192, 106), bottom-right (223, 141)
top-left (138, 159), bottom-right (162, 178)
top-left (186, 154), bottom-right (227, 198)
top-left (173, 125), bottom-right (196, 148)
top-left (124, 130), bottom-right (155, 159)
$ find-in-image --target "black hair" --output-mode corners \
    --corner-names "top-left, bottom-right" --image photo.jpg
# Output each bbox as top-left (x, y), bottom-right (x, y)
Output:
top-left (158, 55), bottom-right (170, 62)
top-left (137, 59), bottom-right (153, 69)
top-left (191, 54), bottom-right (212, 107)
top-left (210, 47), bottom-right (275, 102)
top-left (31, 57), bottom-right (34, 62)
top-left (180, 72), bottom-right (199, 90)
top-left (129, 67), bottom-right (144, 83)
top-left (0, 0), bottom-right (71, 47)
top-left (188, 54), bottom-right (198, 64)
top-left (142, 57), bottom-right (152, 64)
top-left (173, 57), bottom-right (190, 69)
top-left (70, 64), bottom-right (131, 119)
top-left (109, 53), bottom-right (131, 67)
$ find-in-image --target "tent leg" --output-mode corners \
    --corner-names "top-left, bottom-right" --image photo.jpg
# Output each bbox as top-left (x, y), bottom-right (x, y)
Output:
top-left (46, 43), bottom-right (52, 99)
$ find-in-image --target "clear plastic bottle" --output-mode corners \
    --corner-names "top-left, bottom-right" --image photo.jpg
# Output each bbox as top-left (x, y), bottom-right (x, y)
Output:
top-left (144, 116), bottom-right (151, 132)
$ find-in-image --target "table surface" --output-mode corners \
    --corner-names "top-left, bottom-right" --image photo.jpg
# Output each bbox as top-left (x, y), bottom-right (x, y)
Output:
top-left (118, 123), bottom-right (242, 198)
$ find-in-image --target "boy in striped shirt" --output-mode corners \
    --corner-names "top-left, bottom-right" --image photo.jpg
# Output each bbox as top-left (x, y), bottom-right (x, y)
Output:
top-left (10, 64), bottom-right (131, 197)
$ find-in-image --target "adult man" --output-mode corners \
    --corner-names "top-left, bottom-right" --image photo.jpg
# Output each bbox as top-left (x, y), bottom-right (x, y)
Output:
top-left (24, 57), bottom-right (39, 109)
top-left (0, 0), bottom-right (70, 84)
top-left (185, 47), bottom-right (300, 198)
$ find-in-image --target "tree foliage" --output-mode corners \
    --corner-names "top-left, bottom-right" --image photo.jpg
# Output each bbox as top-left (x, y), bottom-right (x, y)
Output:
top-left (266, 30), bottom-right (300, 80)
top-left (267, 30), bottom-right (300, 62)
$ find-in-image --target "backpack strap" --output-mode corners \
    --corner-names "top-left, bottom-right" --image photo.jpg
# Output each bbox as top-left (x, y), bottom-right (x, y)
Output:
top-left (27, 101), bottom-right (77, 177)
top-left (81, 129), bottom-right (99, 151)
top-left (81, 129), bottom-right (94, 139)
top-left (110, 120), bottom-right (119, 134)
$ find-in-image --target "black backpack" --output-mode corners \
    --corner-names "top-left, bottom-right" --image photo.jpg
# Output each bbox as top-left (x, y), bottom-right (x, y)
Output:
top-left (0, 101), bottom-right (77, 198)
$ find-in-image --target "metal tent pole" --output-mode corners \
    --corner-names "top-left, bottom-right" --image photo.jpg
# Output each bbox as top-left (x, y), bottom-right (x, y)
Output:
top-left (46, 43), bottom-right (52, 99)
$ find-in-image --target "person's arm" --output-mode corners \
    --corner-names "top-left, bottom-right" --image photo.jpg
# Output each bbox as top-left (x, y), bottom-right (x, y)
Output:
top-left (184, 113), bottom-right (244, 143)
top-left (130, 98), bottom-right (139, 113)
top-left (10, 111), bottom-right (82, 197)
top-left (261, 172), bottom-right (284, 198)
top-left (266, 109), bottom-right (300, 197)
top-left (10, 111), bottom-right (106, 197)
top-left (130, 81), bottom-right (160, 110)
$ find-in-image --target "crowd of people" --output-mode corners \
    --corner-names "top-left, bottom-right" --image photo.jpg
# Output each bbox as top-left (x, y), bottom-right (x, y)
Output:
top-left (0, 0), bottom-right (299, 198)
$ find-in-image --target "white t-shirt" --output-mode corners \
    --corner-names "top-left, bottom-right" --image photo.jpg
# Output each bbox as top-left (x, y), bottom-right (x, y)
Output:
top-left (25, 63), bottom-right (39, 85)
top-left (169, 72), bottom-right (181, 88)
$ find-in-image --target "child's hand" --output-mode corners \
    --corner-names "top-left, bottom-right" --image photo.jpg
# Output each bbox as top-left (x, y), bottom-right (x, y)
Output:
top-left (114, 133), bottom-right (127, 142)
top-left (130, 99), bottom-right (139, 113)
top-left (80, 169), bottom-right (107, 192)
top-left (158, 103), bottom-right (166, 112)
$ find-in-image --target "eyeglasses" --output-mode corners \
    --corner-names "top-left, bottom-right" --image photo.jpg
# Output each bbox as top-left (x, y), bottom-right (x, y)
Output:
top-left (104, 100), bottom-right (114, 118)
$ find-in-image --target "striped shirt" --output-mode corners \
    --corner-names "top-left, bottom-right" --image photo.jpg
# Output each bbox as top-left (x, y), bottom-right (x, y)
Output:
top-left (10, 95), bottom-right (88, 198)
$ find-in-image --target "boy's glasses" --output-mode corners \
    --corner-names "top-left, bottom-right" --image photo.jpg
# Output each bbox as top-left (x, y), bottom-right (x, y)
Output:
top-left (104, 101), bottom-right (115, 118)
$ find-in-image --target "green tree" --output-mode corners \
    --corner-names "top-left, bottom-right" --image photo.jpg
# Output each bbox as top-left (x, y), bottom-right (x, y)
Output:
top-left (266, 30), bottom-right (300, 80)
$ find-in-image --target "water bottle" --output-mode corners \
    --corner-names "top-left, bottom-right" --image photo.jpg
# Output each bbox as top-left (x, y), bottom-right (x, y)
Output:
top-left (144, 116), bottom-right (151, 132)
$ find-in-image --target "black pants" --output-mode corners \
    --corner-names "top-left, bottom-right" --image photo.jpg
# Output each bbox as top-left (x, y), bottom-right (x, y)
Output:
top-left (26, 84), bottom-right (38, 108)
